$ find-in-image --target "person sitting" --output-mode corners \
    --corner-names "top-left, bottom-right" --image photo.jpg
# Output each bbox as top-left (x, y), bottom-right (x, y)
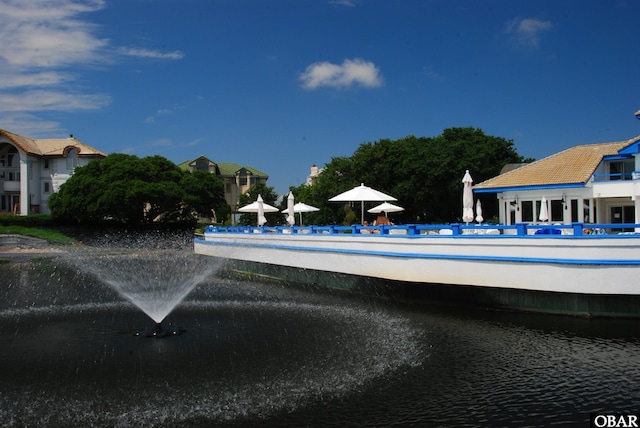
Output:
top-left (374, 214), bottom-right (392, 226)
top-left (362, 220), bottom-right (376, 233)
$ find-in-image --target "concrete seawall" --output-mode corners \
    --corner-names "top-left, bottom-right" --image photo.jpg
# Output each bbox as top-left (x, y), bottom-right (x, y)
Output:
top-left (0, 234), bottom-right (48, 249)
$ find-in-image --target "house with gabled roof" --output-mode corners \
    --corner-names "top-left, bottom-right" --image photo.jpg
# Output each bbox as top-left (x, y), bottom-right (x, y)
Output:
top-left (0, 129), bottom-right (106, 216)
top-left (178, 155), bottom-right (269, 210)
top-left (474, 135), bottom-right (640, 229)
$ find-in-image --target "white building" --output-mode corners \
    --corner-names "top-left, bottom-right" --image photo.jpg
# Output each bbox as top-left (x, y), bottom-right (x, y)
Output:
top-left (306, 164), bottom-right (323, 186)
top-left (474, 135), bottom-right (640, 230)
top-left (0, 129), bottom-right (106, 215)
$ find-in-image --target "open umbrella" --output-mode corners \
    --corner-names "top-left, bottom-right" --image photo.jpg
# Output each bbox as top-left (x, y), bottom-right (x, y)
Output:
top-left (329, 183), bottom-right (397, 223)
top-left (282, 202), bottom-right (320, 226)
top-left (238, 194), bottom-right (279, 226)
top-left (285, 191), bottom-right (295, 226)
top-left (462, 170), bottom-right (474, 224)
top-left (539, 197), bottom-right (549, 222)
top-left (475, 200), bottom-right (483, 224)
top-left (368, 201), bottom-right (404, 225)
top-left (367, 202), bottom-right (404, 214)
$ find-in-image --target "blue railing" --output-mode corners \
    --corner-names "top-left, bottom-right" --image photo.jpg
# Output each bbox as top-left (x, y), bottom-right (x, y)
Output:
top-left (204, 223), bottom-right (640, 237)
top-left (593, 171), bottom-right (640, 182)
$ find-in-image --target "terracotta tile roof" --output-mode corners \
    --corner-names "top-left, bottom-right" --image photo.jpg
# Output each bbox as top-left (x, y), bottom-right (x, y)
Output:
top-left (0, 129), bottom-right (106, 157)
top-left (33, 138), bottom-right (106, 157)
top-left (474, 135), bottom-right (640, 191)
top-left (0, 129), bottom-right (41, 154)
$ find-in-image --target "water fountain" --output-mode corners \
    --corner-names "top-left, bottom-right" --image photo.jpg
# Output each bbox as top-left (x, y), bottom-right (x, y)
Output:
top-left (0, 233), bottom-right (423, 426)
top-left (69, 248), bottom-right (214, 337)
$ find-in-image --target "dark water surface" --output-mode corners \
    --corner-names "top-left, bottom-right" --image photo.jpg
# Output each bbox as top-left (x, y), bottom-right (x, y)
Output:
top-left (1, 255), bottom-right (638, 427)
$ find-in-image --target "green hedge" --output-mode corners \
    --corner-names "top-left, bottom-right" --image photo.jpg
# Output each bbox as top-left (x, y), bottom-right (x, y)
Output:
top-left (0, 214), bottom-right (56, 227)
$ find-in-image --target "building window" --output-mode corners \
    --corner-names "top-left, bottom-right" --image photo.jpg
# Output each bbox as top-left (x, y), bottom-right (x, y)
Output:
top-left (196, 160), bottom-right (209, 171)
top-left (521, 201), bottom-right (533, 222)
top-left (44, 159), bottom-right (50, 169)
top-left (571, 199), bottom-right (579, 222)
top-left (551, 199), bottom-right (564, 222)
top-left (66, 148), bottom-right (78, 170)
top-left (609, 159), bottom-right (635, 180)
top-left (7, 147), bottom-right (18, 167)
top-left (44, 182), bottom-right (51, 193)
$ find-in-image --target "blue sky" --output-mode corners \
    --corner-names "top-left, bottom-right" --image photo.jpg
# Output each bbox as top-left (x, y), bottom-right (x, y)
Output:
top-left (1, 0), bottom-right (639, 196)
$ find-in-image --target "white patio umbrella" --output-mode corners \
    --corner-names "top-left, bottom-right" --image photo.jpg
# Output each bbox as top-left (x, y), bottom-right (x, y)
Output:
top-left (475, 199), bottom-right (483, 224)
top-left (539, 197), bottom-right (549, 222)
top-left (462, 170), bottom-right (474, 224)
top-left (329, 183), bottom-right (397, 223)
top-left (238, 194), bottom-right (279, 226)
top-left (285, 191), bottom-right (295, 226)
top-left (368, 201), bottom-right (404, 225)
top-left (367, 202), bottom-right (404, 214)
top-left (282, 202), bottom-right (320, 226)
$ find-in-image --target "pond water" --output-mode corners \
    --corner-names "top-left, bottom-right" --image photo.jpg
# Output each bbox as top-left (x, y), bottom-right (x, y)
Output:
top-left (1, 252), bottom-right (638, 427)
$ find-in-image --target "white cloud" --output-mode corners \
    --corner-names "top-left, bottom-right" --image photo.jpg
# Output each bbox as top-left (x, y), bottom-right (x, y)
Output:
top-left (422, 66), bottom-right (444, 81)
top-left (0, 71), bottom-right (75, 89)
top-left (150, 138), bottom-right (173, 147)
top-left (0, 90), bottom-right (110, 112)
top-left (0, 0), bottom-right (186, 133)
top-left (329, 0), bottom-right (358, 7)
top-left (0, 0), bottom-right (108, 68)
top-left (300, 58), bottom-right (383, 89)
top-left (505, 17), bottom-right (553, 48)
top-left (185, 137), bottom-right (204, 147)
top-left (117, 47), bottom-right (185, 60)
top-left (0, 112), bottom-right (63, 136)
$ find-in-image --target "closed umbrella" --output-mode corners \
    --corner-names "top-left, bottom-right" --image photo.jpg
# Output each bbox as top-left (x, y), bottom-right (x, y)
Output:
top-left (285, 191), bottom-right (295, 226)
top-left (475, 200), bottom-right (483, 224)
top-left (462, 170), bottom-right (474, 224)
top-left (539, 197), bottom-right (549, 222)
top-left (329, 183), bottom-right (397, 223)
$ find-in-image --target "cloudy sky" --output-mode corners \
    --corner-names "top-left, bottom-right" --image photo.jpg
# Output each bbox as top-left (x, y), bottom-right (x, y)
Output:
top-left (1, 0), bottom-right (639, 195)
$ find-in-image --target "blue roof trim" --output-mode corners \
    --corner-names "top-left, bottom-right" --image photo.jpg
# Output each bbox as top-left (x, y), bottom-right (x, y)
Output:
top-left (618, 141), bottom-right (640, 155)
top-left (474, 183), bottom-right (585, 194)
top-left (603, 154), bottom-right (633, 161)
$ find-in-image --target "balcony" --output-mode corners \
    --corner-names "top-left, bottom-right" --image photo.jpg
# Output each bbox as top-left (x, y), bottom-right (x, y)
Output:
top-left (592, 171), bottom-right (640, 182)
top-left (3, 180), bottom-right (20, 192)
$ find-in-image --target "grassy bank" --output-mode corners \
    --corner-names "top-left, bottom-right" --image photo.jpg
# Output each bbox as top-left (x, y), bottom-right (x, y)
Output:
top-left (0, 226), bottom-right (75, 244)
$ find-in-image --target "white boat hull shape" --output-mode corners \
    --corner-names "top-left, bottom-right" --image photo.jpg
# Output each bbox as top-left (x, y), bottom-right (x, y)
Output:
top-left (194, 224), bottom-right (640, 317)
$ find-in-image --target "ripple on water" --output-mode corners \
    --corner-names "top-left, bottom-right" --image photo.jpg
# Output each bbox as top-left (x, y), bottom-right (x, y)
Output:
top-left (0, 299), bottom-right (425, 427)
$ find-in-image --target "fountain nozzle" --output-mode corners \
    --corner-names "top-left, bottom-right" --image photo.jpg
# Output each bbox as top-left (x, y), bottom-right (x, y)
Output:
top-left (133, 322), bottom-right (186, 338)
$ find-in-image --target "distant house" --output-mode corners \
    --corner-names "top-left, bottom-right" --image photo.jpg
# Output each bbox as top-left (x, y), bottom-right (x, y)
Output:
top-left (474, 135), bottom-right (640, 228)
top-left (178, 156), bottom-right (269, 210)
top-left (0, 129), bottom-right (106, 215)
top-left (306, 164), bottom-right (323, 186)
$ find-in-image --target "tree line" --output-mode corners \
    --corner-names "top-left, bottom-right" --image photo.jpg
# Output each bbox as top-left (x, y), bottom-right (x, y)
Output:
top-left (49, 127), bottom-right (529, 227)
top-left (288, 127), bottom-right (528, 225)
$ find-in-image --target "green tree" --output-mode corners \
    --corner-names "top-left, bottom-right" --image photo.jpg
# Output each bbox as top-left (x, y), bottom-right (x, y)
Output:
top-left (48, 154), bottom-right (227, 226)
top-left (180, 170), bottom-right (228, 222)
top-left (291, 128), bottom-right (525, 224)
